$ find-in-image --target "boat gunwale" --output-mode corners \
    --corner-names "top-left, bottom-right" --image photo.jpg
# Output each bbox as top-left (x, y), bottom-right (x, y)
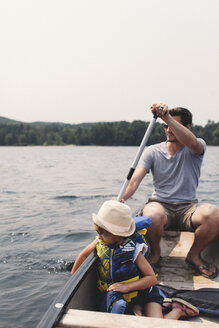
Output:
top-left (36, 251), bottom-right (98, 328)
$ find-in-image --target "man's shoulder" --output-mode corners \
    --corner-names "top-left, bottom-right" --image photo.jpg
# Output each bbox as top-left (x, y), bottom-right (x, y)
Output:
top-left (141, 142), bottom-right (166, 160)
top-left (146, 142), bottom-right (166, 153)
top-left (197, 138), bottom-right (207, 150)
top-left (185, 138), bottom-right (206, 156)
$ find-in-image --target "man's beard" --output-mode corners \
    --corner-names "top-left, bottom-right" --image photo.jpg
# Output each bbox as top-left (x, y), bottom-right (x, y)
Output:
top-left (166, 139), bottom-right (177, 143)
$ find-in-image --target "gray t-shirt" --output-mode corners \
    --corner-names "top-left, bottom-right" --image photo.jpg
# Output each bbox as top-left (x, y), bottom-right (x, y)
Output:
top-left (138, 139), bottom-right (206, 202)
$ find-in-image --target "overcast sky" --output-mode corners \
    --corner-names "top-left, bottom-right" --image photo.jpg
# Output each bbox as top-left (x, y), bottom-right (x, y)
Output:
top-left (0, 0), bottom-right (219, 126)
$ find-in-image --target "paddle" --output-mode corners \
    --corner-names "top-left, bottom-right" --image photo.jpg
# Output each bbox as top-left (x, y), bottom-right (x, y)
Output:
top-left (117, 114), bottom-right (157, 202)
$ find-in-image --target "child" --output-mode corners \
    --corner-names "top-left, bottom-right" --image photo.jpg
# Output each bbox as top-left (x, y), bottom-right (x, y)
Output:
top-left (71, 200), bottom-right (199, 319)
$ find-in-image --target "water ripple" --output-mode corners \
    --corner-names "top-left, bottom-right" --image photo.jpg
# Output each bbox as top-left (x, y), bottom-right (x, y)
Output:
top-left (53, 193), bottom-right (114, 201)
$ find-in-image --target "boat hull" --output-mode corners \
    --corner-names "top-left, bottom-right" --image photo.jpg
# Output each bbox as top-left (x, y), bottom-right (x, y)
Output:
top-left (37, 232), bottom-right (219, 327)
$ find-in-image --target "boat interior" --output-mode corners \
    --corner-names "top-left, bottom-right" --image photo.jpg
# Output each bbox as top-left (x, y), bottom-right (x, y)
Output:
top-left (53, 232), bottom-right (219, 328)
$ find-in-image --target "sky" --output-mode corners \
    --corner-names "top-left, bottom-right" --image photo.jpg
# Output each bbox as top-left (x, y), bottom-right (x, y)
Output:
top-left (0, 0), bottom-right (219, 126)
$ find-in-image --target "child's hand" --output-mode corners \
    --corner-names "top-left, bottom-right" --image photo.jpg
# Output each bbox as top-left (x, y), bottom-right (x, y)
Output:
top-left (107, 283), bottom-right (130, 293)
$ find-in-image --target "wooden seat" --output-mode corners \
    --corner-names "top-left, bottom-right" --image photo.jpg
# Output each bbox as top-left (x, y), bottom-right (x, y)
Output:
top-left (57, 309), bottom-right (217, 328)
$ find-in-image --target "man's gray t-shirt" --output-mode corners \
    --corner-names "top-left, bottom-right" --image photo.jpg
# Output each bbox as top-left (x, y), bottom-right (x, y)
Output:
top-left (138, 139), bottom-right (206, 203)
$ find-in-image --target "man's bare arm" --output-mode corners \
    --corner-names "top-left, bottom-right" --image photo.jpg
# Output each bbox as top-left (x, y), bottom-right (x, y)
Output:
top-left (151, 103), bottom-right (204, 155)
top-left (122, 167), bottom-right (148, 201)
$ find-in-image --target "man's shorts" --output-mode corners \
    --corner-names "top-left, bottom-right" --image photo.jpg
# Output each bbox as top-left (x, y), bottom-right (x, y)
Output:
top-left (144, 198), bottom-right (199, 232)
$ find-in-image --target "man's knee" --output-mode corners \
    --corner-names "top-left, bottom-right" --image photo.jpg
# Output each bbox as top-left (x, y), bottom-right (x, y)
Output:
top-left (193, 204), bottom-right (219, 229)
top-left (143, 203), bottom-right (167, 227)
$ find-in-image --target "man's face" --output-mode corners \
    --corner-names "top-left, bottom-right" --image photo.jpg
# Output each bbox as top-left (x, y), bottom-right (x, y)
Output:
top-left (164, 115), bottom-right (183, 142)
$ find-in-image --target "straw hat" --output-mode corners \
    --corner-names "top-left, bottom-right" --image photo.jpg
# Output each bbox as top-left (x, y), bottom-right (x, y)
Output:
top-left (92, 200), bottom-right (135, 237)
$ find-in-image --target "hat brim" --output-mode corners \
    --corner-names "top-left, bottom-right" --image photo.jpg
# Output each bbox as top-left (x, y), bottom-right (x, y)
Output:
top-left (92, 213), bottom-right (135, 237)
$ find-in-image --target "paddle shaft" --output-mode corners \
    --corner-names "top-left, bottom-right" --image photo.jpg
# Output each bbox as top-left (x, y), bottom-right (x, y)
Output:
top-left (117, 115), bottom-right (157, 202)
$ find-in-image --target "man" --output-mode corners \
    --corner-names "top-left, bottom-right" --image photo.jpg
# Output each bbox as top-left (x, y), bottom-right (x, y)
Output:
top-left (122, 103), bottom-right (219, 279)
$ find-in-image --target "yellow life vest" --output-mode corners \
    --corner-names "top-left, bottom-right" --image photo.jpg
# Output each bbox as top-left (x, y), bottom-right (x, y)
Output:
top-left (96, 226), bottom-right (149, 302)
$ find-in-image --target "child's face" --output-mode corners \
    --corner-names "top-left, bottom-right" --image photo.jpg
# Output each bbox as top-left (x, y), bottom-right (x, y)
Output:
top-left (94, 225), bottom-right (122, 246)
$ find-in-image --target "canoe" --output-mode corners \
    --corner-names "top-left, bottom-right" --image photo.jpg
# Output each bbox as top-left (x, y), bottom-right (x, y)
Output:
top-left (37, 231), bottom-right (219, 328)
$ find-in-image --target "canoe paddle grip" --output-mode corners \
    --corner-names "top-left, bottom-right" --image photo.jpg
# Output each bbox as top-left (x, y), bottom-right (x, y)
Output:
top-left (127, 167), bottom-right (135, 180)
top-left (117, 114), bottom-right (157, 202)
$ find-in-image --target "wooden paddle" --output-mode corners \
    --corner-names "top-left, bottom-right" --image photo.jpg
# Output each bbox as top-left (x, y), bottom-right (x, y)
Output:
top-left (117, 114), bottom-right (157, 202)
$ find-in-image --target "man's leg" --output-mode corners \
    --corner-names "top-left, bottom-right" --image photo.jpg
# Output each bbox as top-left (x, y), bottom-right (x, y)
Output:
top-left (186, 203), bottom-right (219, 277)
top-left (143, 202), bottom-right (167, 265)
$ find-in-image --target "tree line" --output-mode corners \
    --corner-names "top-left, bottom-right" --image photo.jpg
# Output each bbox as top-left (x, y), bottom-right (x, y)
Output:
top-left (0, 120), bottom-right (219, 146)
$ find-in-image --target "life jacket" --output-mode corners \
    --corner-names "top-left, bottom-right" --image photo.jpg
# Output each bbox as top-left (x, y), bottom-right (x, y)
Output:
top-left (96, 216), bottom-right (151, 302)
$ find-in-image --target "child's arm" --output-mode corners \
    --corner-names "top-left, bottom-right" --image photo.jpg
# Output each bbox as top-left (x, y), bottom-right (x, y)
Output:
top-left (107, 252), bottom-right (157, 293)
top-left (71, 240), bottom-right (96, 275)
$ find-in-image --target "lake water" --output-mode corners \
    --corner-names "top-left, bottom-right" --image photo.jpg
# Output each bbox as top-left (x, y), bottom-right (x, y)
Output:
top-left (0, 146), bottom-right (218, 328)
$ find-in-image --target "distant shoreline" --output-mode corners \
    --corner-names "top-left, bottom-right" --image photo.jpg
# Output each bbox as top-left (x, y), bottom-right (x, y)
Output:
top-left (0, 118), bottom-right (218, 146)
